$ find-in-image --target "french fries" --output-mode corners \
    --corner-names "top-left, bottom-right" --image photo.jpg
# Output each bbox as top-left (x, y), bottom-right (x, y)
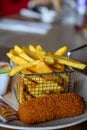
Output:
top-left (14, 45), bottom-right (34, 62)
top-left (9, 60), bottom-right (40, 76)
top-left (6, 44), bottom-right (86, 103)
top-left (54, 45), bottom-right (68, 56)
top-left (7, 52), bottom-right (28, 65)
top-left (7, 44), bottom-right (86, 76)
top-left (53, 55), bottom-right (86, 70)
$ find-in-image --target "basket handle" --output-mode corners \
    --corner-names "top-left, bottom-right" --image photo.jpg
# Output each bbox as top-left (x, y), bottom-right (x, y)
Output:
top-left (67, 44), bottom-right (87, 58)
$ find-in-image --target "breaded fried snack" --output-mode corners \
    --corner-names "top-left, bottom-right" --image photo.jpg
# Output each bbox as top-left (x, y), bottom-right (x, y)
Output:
top-left (18, 93), bottom-right (85, 124)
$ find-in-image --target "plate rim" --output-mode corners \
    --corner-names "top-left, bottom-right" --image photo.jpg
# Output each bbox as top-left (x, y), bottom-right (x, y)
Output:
top-left (0, 116), bottom-right (87, 130)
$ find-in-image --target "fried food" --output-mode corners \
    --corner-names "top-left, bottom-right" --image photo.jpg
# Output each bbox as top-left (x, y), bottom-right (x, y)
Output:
top-left (6, 52), bottom-right (28, 65)
top-left (32, 61), bottom-right (53, 73)
top-left (14, 45), bottom-right (34, 62)
top-left (18, 93), bottom-right (85, 125)
top-left (9, 60), bottom-right (40, 76)
top-left (54, 45), bottom-right (68, 56)
top-left (53, 55), bottom-right (86, 70)
top-left (7, 44), bottom-right (87, 76)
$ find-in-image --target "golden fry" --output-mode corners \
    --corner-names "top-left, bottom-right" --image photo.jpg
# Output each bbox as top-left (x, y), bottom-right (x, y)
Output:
top-left (9, 49), bottom-right (18, 55)
top-left (9, 60), bottom-right (40, 76)
top-left (6, 52), bottom-right (28, 65)
top-left (22, 46), bottom-right (36, 60)
top-left (51, 62), bottom-right (65, 72)
top-left (36, 50), bottom-right (45, 60)
top-left (36, 45), bottom-right (43, 51)
top-left (34, 61), bottom-right (53, 73)
top-left (14, 45), bottom-right (34, 62)
top-left (14, 45), bottom-right (23, 53)
top-left (44, 55), bottom-right (55, 65)
top-left (52, 55), bottom-right (86, 70)
top-left (36, 45), bottom-right (46, 60)
top-left (18, 53), bottom-right (34, 62)
top-left (29, 44), bottom-right (36, 53)
top-left (54, 46), bottom-right (68, 56)
top-left (20, 69), bottom-right (33, 74)
top-left (22, 61), bottom-right (53, 74)
top-left (28, 45), bottom-right (39, 60)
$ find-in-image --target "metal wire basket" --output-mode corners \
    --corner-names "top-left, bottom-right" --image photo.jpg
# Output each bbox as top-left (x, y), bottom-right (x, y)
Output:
top-left (11, 44), bottom-right (87, 104)
top-left (12, 69), bottom-right (75, 104)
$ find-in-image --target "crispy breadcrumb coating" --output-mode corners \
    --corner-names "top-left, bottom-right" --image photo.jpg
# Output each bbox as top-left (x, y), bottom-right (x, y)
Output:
top-left (18, 93), bottom-right (85, 124)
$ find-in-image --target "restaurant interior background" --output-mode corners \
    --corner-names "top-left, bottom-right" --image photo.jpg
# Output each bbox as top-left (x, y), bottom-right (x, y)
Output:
top-left (1, 0), bottom-right (87, 30)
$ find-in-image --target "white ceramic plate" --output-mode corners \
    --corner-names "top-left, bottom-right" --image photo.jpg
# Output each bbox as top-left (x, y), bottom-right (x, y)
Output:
top-left (0, 72), bottom-right (87, 130)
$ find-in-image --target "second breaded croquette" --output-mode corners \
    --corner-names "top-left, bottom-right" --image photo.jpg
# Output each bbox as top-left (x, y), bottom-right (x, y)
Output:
top-left (18, 93), bottom-right (85, 124)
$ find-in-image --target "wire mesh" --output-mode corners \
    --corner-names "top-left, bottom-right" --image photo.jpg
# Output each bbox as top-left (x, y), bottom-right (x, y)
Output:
top-left (16, 70), bottom-right (75, 103)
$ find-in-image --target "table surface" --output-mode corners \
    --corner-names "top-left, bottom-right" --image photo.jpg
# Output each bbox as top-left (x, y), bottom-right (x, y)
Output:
top-left (0, 14), bottom-right (87, 130)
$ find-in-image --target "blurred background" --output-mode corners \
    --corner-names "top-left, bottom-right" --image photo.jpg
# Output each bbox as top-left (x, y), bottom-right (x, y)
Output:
top-left (1, 0), bottom-right (87, 26)
top-left (0, 0), bottom-right (87, 33)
